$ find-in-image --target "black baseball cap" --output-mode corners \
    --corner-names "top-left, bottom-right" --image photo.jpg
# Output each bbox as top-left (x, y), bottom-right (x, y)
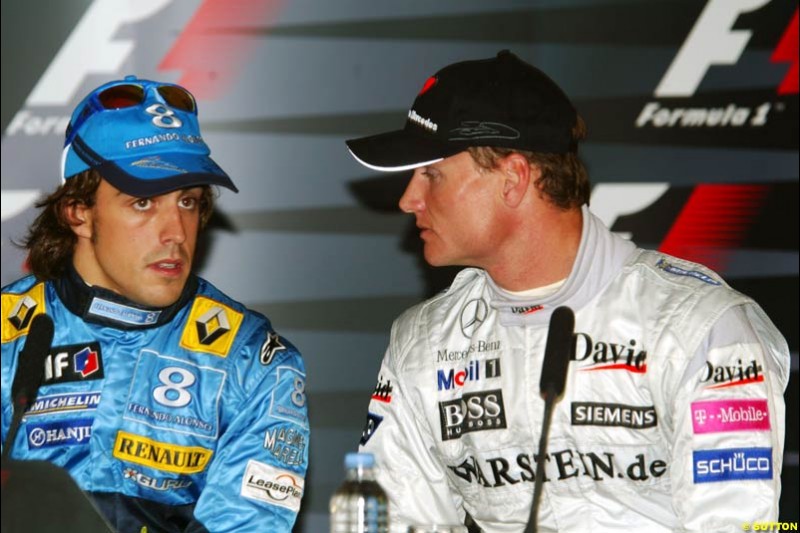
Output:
top-left (346, 50), bottom-right (578, 172)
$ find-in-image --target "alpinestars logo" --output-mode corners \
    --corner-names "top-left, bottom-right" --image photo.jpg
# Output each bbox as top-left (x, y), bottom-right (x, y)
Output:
top-left (637, 0), bottom-right (797, 130)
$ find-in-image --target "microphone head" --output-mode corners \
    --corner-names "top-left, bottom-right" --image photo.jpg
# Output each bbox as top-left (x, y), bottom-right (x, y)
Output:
top-left (11, 314), bottom-right (55, 408)
top-left (539, 306), bottom-right (575, 400)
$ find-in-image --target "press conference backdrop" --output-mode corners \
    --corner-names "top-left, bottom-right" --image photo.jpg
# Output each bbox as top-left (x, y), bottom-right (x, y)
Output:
top-left (1, 0), bottom-right (797, 530)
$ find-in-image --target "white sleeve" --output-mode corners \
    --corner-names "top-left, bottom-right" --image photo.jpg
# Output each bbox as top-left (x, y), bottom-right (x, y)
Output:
top-left (359, 327), bottom-right (464, 532)
top-left (666, 303), bottom-right (790, 532)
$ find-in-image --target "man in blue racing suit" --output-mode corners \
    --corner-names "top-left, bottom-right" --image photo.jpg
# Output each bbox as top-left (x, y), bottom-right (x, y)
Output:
top-left (1, 77), bottom-right (308, 532)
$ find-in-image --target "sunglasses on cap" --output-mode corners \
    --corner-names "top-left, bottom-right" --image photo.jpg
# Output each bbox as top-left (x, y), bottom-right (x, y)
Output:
top-left (65, 78), bottom-right (197, 146)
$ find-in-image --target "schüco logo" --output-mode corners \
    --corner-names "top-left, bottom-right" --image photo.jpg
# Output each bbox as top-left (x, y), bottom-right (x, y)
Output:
top-left (637, 0), bottom-right (797, 130)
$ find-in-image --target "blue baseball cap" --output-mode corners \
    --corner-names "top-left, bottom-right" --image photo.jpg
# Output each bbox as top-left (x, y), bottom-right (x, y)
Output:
top-left (61, 76), bottom-right (238, 196)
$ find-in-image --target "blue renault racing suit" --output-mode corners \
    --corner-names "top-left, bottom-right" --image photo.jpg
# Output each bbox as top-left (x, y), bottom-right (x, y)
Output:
top-left (1, 266), bottom-right (308, 533)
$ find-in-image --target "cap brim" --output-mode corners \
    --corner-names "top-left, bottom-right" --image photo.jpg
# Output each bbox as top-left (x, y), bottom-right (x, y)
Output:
top-left (64, 144), bottom-right (238, 196)
top-left (346, 129), bottom-right (465, 172)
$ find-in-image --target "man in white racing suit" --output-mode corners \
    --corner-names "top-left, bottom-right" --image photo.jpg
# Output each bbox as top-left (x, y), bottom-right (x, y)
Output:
top-left (344, 50), bottom-right (790, 532)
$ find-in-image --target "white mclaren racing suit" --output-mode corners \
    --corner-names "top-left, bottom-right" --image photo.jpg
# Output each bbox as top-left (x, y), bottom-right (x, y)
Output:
top-left (359, 206), bottom-right (789, 533)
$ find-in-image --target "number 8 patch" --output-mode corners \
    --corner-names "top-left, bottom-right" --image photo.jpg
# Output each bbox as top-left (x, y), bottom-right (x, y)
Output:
top-left (124, 349), bottom-right (226, 439)
top-left (269, 367), bottom-right (308, 429)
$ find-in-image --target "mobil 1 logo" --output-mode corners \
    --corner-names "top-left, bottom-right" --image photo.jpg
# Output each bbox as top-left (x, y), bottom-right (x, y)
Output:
top-left (439, 389), bottom-right (506, 441)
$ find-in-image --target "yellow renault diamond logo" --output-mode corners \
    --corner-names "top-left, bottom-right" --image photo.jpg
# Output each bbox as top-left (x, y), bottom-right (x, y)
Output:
top-left (2, 283), bottom-right (45, 342)
top-left (180, 297), bottom-right (242, 357)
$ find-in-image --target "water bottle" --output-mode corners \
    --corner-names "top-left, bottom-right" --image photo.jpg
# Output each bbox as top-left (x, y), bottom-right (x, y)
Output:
top-left (330, 452), bottom-right (389, 532)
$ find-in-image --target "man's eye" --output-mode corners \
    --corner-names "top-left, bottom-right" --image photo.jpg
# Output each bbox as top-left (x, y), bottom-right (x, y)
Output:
top-left (180, 197), bottom-right (199, 209)
top-left (133, 198), bottom-right (152, 210)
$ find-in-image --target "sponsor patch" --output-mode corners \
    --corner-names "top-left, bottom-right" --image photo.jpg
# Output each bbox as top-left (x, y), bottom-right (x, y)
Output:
top-left (459, 299), bottom-right (488, 338)
top-left (571, 402), bottom-right (657, 429)
top-left (693, 447), bottom-right (772, 484)
top-left (656, 258), bottom-right (721, 285)
top-left (700, 358), bottom-right (764, 389)
top-left (179, 297), bottom-right (243, 357)
top-left (436, 339), bottom-right (501, 363)
top-left (371, 375), bottom-right (393, 403)
top-left (124, 350), bottom-right (224, 439)
top-left (269, 366), bottom-right (308, 428)
top-left (263, 424), bottom-right (307, 467)
top-left (439, 389), bottom-right (507, 441)
top-left (360, 412), bottom-right (383, 446)
top-left (123, 468), bottom-right (192, 491)
top-left (87, 297), bottom-right (160, 326)
top-left (43, 343), bottom-right (104, 385)
top-left (2, 283), bottom-right (45, 342)
top-left (691, 399), bottom-right (770, 434)
top-left (437, 358), bottom-right (501, 391)
top-left (241, 459), bottom-right (304, 511)
top-left (26, 418), bottom-right (93, 448)
top-left (113, 430), bottom-right (213, 475)
top-left (448, 447), bottom-right (667, 487)
top-left (573, 333), bottom-right (647, 373)
top-left (260, 331), bottom-right (286, 366)
top-left (26, 392), bottom-right (102, 417)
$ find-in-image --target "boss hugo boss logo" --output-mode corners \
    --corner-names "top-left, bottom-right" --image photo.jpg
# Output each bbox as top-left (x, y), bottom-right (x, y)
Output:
top-left (460, 299), bottom-right (488, 338)
top-left (448, 449), bottom-right (667, 488)
top-left (700, 358), bottom-right (763, 389)
top-left (693, 447), bottom-right (773, 484)
top-left (571, 402), bottom-right (657, 429)
top-left (573, 333), bottom-right (647, 373)
top-left (437, 358), bottom-right (501, 391)
top-left (43, 343), bottom-right (104, 384)
top-left (691, 399), bottom-right (770, 434)
top-left (439, 389), bottom-right (506, 441)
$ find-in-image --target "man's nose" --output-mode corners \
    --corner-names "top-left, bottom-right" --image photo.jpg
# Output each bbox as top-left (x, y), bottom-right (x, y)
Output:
top-left (398, 171), bottom-right (426, 213)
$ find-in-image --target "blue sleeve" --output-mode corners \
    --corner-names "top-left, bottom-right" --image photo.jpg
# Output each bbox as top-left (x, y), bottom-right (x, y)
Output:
top-left (192, 328), bottom-right (309, 533)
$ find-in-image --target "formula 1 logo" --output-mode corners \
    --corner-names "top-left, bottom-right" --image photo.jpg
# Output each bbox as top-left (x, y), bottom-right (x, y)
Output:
top-left (637, 0), bottom-right (797, 131)
top-left (656, 0), bottom-right (797, 97)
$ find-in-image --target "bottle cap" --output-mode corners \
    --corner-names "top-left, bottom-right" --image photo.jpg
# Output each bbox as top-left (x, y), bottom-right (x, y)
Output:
top-left (345, 452), bottom-right (375, 469)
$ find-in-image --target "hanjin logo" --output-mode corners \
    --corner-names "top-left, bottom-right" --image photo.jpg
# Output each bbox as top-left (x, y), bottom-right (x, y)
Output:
top-left (460, 299), bottom-right (488, 338)
top-left (439, 389), bottom-right (506, 441)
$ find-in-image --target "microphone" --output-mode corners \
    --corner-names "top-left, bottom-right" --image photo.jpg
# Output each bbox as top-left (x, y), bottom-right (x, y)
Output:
top-left (2, 314), bottom-right (54, 462)
top-left (525, 306), bottom-right (575, 533)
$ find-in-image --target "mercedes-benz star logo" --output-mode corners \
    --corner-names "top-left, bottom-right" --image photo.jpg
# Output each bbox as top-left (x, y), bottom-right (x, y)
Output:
top-left (460, 299), bottom-right (488, 338)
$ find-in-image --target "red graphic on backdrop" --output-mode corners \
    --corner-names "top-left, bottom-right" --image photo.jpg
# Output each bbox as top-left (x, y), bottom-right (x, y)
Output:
top-left (771, 8), bottom-right (799, 95)
top-left (658, 184), bottom-right (770, 272)
top-left (159, 0), bottom-right (285, 100)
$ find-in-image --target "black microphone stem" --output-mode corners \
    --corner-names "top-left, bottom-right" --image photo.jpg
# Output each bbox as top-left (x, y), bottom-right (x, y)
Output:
top-left (528, 394), bottom-right (556, 533)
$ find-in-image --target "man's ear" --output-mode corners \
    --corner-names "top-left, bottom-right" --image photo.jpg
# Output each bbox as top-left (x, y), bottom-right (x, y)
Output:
top-left (500, 153), bottom-right (534, 208)
top-left (65, 201), bottom-right (93, 239)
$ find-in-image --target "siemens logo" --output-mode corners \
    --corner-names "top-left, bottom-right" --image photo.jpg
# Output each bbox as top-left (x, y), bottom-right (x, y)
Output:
top-left (571, 402), bottom-right (657, 429)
